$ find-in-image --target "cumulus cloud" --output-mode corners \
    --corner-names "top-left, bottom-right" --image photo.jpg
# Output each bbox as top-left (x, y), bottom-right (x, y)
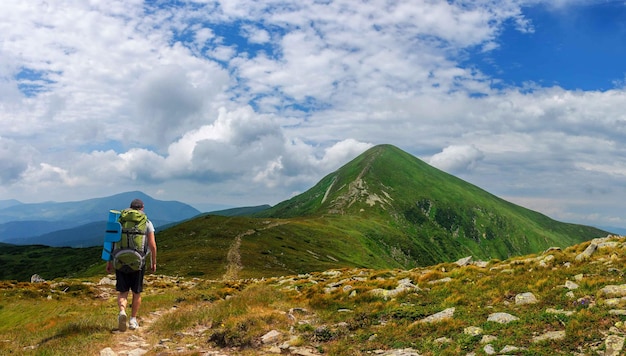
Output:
top-left (0, 137), bottom-right (35, 184)
top-left (2, 0), bottom-right (626, 227)
top-left (429, 145), bottom-right (485, 173)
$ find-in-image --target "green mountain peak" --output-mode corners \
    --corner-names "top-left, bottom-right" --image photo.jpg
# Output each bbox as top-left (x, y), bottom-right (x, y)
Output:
top-left (256, 144), bottom-right (606, 268)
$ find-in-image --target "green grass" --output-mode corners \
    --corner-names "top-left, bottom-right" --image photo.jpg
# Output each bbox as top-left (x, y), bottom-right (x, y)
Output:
top-left (0, 280), bottom-right (112, 355)
top-left (2, 234), bottom-right (626, 355)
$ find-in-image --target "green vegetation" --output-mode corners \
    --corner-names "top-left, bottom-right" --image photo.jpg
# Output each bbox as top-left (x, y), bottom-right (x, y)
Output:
top-left (0, 243), bottom-right (101, 281)
top-left (2, 236), bottom-right (626, 355)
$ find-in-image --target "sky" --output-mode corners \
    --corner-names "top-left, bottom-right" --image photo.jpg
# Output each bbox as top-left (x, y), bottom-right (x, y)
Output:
top-left (1, 0), bottom-right (626, 230)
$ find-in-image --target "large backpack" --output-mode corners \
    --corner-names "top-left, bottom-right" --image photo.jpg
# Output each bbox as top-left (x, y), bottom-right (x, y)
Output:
top-left (112, 208), bottom-right (149, 273)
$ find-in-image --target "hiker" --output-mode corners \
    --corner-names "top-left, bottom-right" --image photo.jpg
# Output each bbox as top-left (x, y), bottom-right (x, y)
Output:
top-left (106, 198), bottom-right (157, 331)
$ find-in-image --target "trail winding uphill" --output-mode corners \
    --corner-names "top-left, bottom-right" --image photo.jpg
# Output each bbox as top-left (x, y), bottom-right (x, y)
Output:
top-left (222, 221), bottom-right (291, 281)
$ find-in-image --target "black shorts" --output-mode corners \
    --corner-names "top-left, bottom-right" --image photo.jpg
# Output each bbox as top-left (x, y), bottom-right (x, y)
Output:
top-left (115, 268), bottom-right (145, 294)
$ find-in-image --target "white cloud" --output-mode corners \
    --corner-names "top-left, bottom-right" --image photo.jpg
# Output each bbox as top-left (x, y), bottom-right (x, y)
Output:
top-left (242, 25), bottom-right (271, 44)
top-left (319, 140), bottom-right (375, 172)
top-left (0, 137), bottom-right (35, 184)
top-left (2, 0), bottom-right (626, 228)
top-left (429, 145), bottom-right (485, 173)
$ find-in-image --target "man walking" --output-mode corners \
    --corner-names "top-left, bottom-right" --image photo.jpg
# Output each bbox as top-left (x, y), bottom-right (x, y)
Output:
top-left (106, 198), bottom-right (157, 331)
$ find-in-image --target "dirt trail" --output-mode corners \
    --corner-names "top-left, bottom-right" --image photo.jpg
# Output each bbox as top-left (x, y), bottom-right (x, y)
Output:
top-left (101, 307), bottom-right (167, 355)
top-left (222, 222), bottom-right (290, 281)
top-left (222, 229), bottom-right (255, 281)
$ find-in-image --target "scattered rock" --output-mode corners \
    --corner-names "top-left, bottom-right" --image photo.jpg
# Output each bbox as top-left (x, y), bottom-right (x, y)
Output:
top-left (125, 348), bottom-right (148, 356)
top-left (428, 277), bottom-right (452, 285)
top-left (564, 280), bottom-right (579, 290)
top-left (480, 335), bottom-right (497, 344)
top-left (262, 329), bottom-right (282, 344)
top-left (487, 312), bottom-right (519, 324)
top-left (500, 345), bottom-right (523, 353)
top-left (28, 234), bottom-right (626, 356)
top-left (418, 307), bottom-right (455, 323)
top-left (434, 337), bottom-right (452, 344)
top-left (543, 247), bottom-right (561, 253)
top-left (373, 348), bottom-right (421, 356)
top-left (605, 335), bottom-right (625, 356)
top-left (100, 347), bottom-right (117, 356)
top-left (289, 346), bottom-right (322, 355)
top-left (575, 243), bottom-right (597, 261)
top-left (546, 308), bottom-right (574, 316)
top-left (455, 256), bottom-right (472, 267)
top-left (464, 326), bottom-right (483, 336)
top-left (99, 276), bottom-right (116, 285)
top-left (30, 274), bottom-right (46, 283)
top-left (515, 292), bottom-right (538, 305)
top-left (483, 344), bottom-right (496, 355)
top-left (532, 330), bottom-right (566, 343)
top-left (370, 278), bottom-right (420, 299)
top-left (473, 260), bottom-right (489, 268)
top-left (600, 285), bottom-right (626, 297)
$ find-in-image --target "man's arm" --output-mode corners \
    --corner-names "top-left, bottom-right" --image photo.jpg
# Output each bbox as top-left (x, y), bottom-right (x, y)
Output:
top-left (147, 230), bottom-right (157, 272)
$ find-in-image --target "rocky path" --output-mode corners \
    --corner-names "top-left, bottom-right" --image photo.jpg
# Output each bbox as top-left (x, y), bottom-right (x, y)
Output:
top-left (99, 308), bottom-right (166, 356)
top-left (99, 305), bottom-right (236, 356)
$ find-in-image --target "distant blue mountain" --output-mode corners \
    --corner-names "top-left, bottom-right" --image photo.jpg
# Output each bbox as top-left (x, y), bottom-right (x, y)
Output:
top-left (0, 199), bottom-right (22, 210)
top-left (0, 220), bottom-right (77, 239)
top-left (3, 221), bottom-right (106, 247)
top-left (597, 225), bottom-right (626, 236)
top-left (0, 191), bottom-right (202, 247)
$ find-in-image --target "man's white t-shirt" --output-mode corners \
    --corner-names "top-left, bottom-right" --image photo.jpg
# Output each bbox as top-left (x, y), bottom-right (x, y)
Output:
top-left (146, 220), bottom-right (155, 233)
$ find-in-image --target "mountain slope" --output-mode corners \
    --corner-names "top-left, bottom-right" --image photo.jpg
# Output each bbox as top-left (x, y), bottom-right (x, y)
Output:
top-left (256, 144), bottom-right (606, 264)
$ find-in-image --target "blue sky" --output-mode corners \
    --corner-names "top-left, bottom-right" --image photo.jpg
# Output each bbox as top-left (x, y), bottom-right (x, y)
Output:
top-left (1, 0), bottom-right (626, 231)
top-left (476, 1), bottom-right (626, 91)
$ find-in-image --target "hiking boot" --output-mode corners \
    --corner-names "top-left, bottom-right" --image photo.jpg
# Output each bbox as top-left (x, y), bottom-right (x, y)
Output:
top-left (129, 317), bottom-right (139, 330)
top-left (118, 311), bottom-right (127, 331)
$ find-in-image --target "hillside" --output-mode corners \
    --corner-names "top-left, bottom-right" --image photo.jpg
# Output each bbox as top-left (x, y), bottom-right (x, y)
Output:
top-left (3, 234), bottom-right (626, 355)
top-left (255, 144), bottom-right (606, 265)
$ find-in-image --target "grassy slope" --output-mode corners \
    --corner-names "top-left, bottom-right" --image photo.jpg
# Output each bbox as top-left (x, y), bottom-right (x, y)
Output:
top-left (3, 236), bottom-right (626, 355)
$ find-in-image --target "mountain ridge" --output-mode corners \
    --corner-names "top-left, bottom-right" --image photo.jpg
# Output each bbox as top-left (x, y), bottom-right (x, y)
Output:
top-left (0, 191), bottom-right (201, 247)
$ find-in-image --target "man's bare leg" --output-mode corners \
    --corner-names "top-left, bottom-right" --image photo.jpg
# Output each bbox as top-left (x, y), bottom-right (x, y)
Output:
top-left (131, 292), bottom-right (141, 318)
top-left (129, 292), bottom-right (142, 329)
top-left (117, 292), bottom-right (129, 331)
